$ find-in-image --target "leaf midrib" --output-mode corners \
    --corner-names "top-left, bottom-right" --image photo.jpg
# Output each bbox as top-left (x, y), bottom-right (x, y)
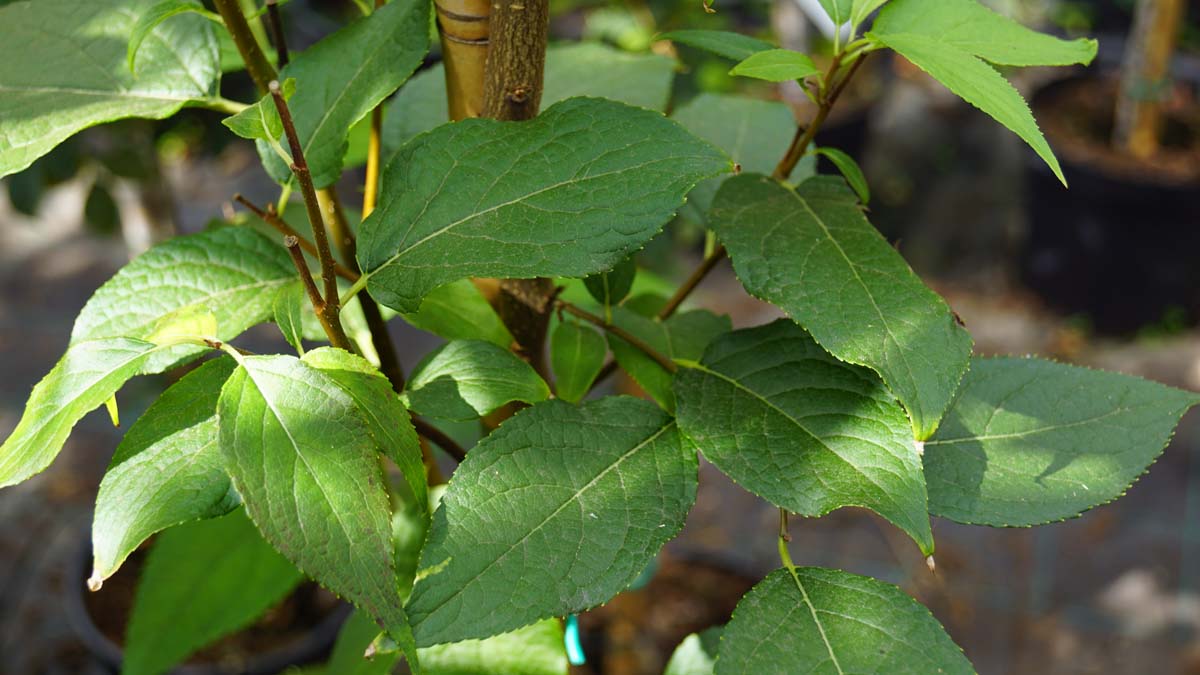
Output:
top-left (413, 420), bottom-right (675, 624)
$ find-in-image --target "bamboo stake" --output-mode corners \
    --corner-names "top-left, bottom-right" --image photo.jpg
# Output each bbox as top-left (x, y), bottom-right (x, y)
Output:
top-left (436, 0), bottom-right (491, 120)
top-left (1114, 0), bottom-right (1186, 159)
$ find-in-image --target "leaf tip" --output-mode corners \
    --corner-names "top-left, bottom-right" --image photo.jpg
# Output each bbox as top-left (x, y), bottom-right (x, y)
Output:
top-left (86, 571), bottom-right (103, 592)
top-left (925, 555), bottom-right (936, 574)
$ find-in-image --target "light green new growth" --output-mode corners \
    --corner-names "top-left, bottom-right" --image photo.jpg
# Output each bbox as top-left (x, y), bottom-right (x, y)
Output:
top-left (404, 340), bottom-right (551, 421)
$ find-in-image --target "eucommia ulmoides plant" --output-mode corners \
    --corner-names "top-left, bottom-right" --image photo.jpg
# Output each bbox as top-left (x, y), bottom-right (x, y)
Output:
top-left (1, 0), bottom-right (1195, 673)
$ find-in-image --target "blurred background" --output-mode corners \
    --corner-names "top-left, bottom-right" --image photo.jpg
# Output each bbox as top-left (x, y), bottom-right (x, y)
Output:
top-left (1, 0), bottom-right (1199, 672)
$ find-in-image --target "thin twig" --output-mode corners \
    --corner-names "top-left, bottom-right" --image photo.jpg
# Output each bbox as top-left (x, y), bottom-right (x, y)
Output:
top-left (269, 81), bottom-right (341, 309)
top-left (557, 301), bottom-right (676, 374)
top-left (773, 53), bottom-right (867, 180)
top-left (412, 416), bottom-right (467, 462)
top-left (319, 188), bottom-right (407, 392)
top-left (234, 194), bottom-right (359, 281)
top-left (657, 247), bottom-right (727, 321)
top-left (212, 0), bottom-right (277, 93)
top-left (265, 0), bottom-right (289, 67)
top-left (284, 235), bottom-right (322, 308)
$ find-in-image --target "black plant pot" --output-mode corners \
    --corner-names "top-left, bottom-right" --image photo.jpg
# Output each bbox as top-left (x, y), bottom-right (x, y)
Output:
top-left (65, 536), bottom-right (350, 675)
top-left (1021, 74), bottom-right (1200, 335)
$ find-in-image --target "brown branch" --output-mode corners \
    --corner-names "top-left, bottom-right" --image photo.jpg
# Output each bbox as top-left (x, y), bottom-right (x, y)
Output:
top-left (558, 301), bottom-right (677, 374)
top-left (213, 0), bottom-right (277, 94)
top-left (773, 53), bottom-right (866, 180)
top-left (234, 195), bottom-right (359, 281)
top-left (268, 83), bottom-right (352, 351)
top-left (264, 0), bottom-right (289, 68)
top-left (412, 416), bottom-right (467, 462)
top-left (284, 235), bottom-right (322, 308)
top-left (318, 188), bottom-right (407, 393)
top-left (657, 247), bottom-right (727, 321)
top-left (269, 81), bottom-right (340, 307)
top-left (482, 0), bottom-right (549, 121)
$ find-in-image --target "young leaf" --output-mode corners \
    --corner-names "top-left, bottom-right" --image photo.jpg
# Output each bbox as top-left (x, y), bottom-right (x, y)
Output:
top-left (813, 146), bottom-right (870, 203)
top-left (403, 340), bottom-right (551, 421)
top-left (91, 357), bottom-right (240, 583)
top-left (218, 354), bottom-right (417, 659)
top-left (302, 348), bottom-right (428, 521)
top-left (400, 280), bottom-right (514, 348)
top-left (818, 0), bottom-right (854, 24)
top-left (406, 397), bottom-right (697, 645)
top-left (0, 338), bottom-right (174, 488)
top-left (330, 612), bottom-right (567, 675)
top-left (710, 175), bottom-right (972, 440)
top-left (671, 94), bottom-right (802, 221)
top-left (925, 357), bottom-right (1200, 526)
top-left (674, 321), bottom-right (933, 554)
top-left (0, 0), bottom-right (220, 178)
top-left (716, 567), bottom-right (973, 674)
top-left (122, 511), bottom-right (303, 675)
top-left (607, 307), bottom-right (732, 411)
top-left (584, 256), bottom-right (637, 312)
top-left (383, 42), bottom-right (678, 150)
top-left (358, 97), bottom-right (730, 313)
top-left (222, 77), bottom-right (295, 142)
top-left (420, 620), bottom-right (568, 675)
top-left (256, 0), bottom-right (431, 188)
top-left (729, 49), bottom-right (820, 82)
top-left (274, 281), bottom-right (307, 354)
top-left (127, 0), bottom-right (221, 73)
top-left (659, 30), bottom-right (775, 61)
top-left (870, 0), bottom-right (1098, 184)
top-left (851, 0), bottom-right (889, 28)
top-left (665, 628), bottom-right (722, 675)
top-left (70, 226), bottom-right (296, 374)
top-left (551, 321), bottom-right (607, 404)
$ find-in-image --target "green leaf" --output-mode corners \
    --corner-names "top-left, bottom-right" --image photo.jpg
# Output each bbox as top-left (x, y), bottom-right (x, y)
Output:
top-left (218, 354), bottom-right (417, 658)
top-left (420, 620), bottom-right (568, 675)
top-left (329, 613), bottom-right (567, 675)
top-left (359, 97), bottom-right (730, 313)
top-left (818, 0), bottom-right (854, 24)
top-left (0, 338), bottom-right (173, 488)
top-left (925, 357), bottom-right (1200, 527)
top-left (274, 281), bottom-right (307, 354)
top-left (674, 320), bottom-right (933, 554)
top-left (813, 146), bottom-right (869, 203)
top-left (729, 49), bottom-right (819, 82)
top-left (607, 307), bottom-right (732, 411)
top-left (851, 0), bottom-right (889, 27)
top-left (406, 397), bottom-right (697, 646)
top-left (0, 0), bottom-right (220, 178)
top-left (404, 340), bottom-right (550, 421)
top-left (400, 280), bottom-right (513, 348)
top-left (222, 77), bottom-right (295, 141)
top-left (543, 42), bottom-right (676, 112)
top-left (716, 567), bottom-right (973, 674)
top-left (870, 0), bottom-right (1097, 184)
top-left (127, 0), bottom-right (221, 73)
top-left (257, 0), bottom-right (431, 188)
top-left (872, 0), bottom-right (1098, 66)
top-left (671, 94), bottom-right (803, 222)
top-left (122, 511), bottom-right (303, 675)
top-left (91, 358), bottom-right (239, 584)
top-left (665, 628), bottom-right (722, 675)
top-left (659, 30), bottom-right (775, 61)
top-left (710, 175), bottom-right (972, 440)
top-left (326, 610), bottom-right (402, 675)
top-left (302, 348), bottom-right (428, 521)
top-left (584, 257), bottom-right (637, 312)
top-left (383, 42), bottom-right (677, 150)
top-left (551, 320), bottom-right (607, 404)
top-left (71, 226), bottom-right (296, 373)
